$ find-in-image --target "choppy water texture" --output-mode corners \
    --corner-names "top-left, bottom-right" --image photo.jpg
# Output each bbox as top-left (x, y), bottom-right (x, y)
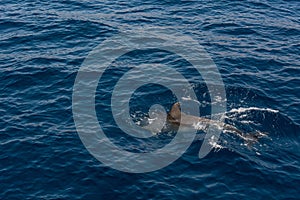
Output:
top-left (1, 0), bottom-right (300, 199)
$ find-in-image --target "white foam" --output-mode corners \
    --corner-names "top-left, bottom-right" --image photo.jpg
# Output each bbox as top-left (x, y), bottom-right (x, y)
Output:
top-left (211, 95), bottom-right (226, 104)
top-left (181, 96), bottom-right (201, 104)
top-left (228, 107), bottom-right (279, 114)
top-left (215, 95), bottom-right (222, 102)
top-left (240, 114), bottom-right (248, 118)
top-left (208, 135), bottom-right (225, 151)
top-left (147, 117), bottom-right (157, 124)
top-left (240, 120), bottom-right (253, 124)
top-left (192, 121), bottom-right (207, 130)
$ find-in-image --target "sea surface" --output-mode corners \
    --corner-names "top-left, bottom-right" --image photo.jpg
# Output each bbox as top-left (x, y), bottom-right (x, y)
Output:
top-left (1, 0), bottom-right (300, 199)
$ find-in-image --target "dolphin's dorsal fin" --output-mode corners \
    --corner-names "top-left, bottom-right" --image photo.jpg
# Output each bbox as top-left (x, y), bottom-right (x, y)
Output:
top-left (169, 102), bottom-right (181, 121)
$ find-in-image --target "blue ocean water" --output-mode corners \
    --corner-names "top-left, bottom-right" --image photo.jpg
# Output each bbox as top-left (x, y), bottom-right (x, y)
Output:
top-left (1, 0), bottom-right (300, 199)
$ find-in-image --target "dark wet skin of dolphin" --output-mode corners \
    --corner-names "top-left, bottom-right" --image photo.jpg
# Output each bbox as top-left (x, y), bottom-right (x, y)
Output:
top-left (167, 102), bottom-right (265, 143)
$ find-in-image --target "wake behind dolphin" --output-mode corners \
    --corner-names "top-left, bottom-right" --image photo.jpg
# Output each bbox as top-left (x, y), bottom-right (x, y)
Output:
top-left (141, 102), bottom-right (267, 145)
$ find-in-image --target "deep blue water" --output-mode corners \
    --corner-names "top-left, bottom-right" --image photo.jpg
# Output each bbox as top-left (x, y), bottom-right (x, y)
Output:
top-left (1, 0), bottom-right (300, 199)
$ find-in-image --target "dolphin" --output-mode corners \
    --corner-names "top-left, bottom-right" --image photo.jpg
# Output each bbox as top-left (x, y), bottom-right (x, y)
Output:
top-left (165, 102), bottom-right (266, 143)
